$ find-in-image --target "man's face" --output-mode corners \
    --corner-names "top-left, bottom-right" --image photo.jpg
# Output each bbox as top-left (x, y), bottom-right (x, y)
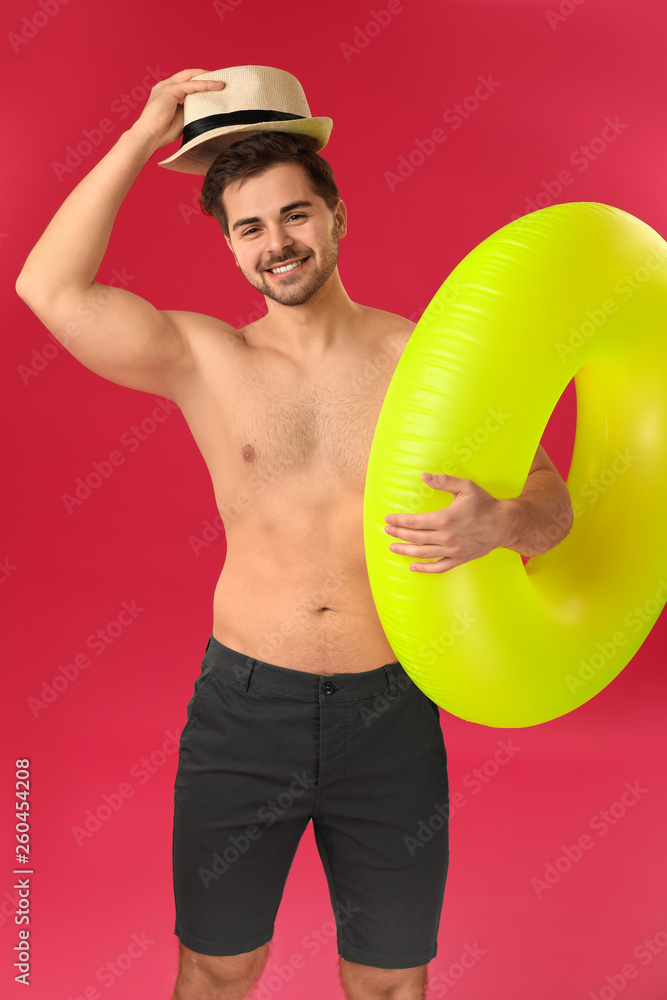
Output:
top-left (223, 162), bottom-right (346, 307)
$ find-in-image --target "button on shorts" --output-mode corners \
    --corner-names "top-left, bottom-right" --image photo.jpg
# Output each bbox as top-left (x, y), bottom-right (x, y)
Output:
top-left (173, 634), bottom-right (449, 969)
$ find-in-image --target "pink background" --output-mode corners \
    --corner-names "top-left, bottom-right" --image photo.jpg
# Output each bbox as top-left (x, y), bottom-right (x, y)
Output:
top-left (2, 0), bottom-right (667, 997)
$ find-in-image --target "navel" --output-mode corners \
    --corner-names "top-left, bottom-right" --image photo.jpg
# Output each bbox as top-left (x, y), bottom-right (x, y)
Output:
top-left (241, 443), bottom-right (256, 463)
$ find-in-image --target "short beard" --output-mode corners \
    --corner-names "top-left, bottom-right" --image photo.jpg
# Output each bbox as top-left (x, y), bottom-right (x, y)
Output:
top-left (239, 218), bottom-right (340, 307)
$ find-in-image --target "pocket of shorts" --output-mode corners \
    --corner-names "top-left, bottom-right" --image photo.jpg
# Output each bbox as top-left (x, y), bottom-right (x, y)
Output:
top-left (180, 664), bottom-right (216, 745)
top-left (416, 690), bottom-right (448, 764)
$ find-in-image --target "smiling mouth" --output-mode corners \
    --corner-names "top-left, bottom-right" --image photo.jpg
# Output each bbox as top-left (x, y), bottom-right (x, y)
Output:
top-left (265, 256), bottom-right (310, 276)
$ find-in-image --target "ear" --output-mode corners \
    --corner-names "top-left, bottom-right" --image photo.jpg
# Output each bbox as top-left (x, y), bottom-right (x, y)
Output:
top-left (335, 199), bottom-right (348, 239)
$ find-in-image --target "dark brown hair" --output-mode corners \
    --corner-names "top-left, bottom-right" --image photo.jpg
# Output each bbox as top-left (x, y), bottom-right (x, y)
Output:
top-left (200, 131), bottom-right (340, 238)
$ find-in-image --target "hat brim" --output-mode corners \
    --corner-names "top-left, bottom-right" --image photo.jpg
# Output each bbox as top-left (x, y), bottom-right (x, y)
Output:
top-left (158, 117), bottom-right (333, 174)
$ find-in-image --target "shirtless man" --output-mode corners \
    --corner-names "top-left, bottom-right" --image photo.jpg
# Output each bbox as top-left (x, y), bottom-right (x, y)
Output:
top-left (16, 69), bottom-right (573, 1000)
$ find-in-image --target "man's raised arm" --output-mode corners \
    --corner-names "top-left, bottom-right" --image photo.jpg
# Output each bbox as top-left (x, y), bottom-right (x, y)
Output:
top-left (15, 69), bottom-right (225, 400)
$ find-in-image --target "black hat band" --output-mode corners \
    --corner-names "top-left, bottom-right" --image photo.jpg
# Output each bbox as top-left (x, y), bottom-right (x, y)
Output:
top-left (181, 110), bottom-right (305, 147)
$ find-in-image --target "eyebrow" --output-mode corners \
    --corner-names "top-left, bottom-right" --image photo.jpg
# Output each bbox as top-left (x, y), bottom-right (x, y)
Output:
top-left (231, 200), bottom-right (315, 233)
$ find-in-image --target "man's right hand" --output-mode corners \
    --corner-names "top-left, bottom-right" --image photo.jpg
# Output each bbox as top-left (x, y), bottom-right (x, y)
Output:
top-left (129, 68), bottom-right (225, 150)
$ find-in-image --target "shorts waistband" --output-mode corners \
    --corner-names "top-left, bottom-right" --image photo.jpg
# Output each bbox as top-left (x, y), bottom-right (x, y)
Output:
top-left (202, 634), bottom-right (409, 702)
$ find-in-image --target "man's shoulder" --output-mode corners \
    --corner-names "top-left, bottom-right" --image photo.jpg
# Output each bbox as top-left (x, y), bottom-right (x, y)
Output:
top-left (162, 309), bottom-right (245, 346)
top-left (359, 304), bottom-right (417, 342)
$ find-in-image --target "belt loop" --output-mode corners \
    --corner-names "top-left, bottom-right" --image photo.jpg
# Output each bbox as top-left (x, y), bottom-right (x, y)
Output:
top-left (234, 656), bottom-right (256, 692)
top-left (384, 664), bottom-right (397, 699)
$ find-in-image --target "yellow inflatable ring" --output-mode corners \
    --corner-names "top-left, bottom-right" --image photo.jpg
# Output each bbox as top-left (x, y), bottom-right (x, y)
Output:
top-left (363, 202), bottom-right (667, 727)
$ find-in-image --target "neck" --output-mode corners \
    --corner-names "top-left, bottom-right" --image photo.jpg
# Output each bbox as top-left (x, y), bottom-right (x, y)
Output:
top-left (245, 270), bottom-right (362, 360)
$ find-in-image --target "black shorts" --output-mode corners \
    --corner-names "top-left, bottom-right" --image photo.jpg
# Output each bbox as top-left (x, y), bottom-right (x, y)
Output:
top-left (173, 634), bottom-right (449, 970)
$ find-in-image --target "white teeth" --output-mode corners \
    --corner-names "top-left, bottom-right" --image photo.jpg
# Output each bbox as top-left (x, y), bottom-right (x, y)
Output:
top-left (269, 258), bottom-right (305, 274)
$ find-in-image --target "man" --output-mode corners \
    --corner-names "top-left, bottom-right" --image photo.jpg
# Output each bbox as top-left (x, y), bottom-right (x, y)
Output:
top-left (16, 67), bottom-right (573, 1000)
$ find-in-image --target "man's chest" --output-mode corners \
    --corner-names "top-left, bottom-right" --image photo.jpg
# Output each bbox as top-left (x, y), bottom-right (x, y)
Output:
top-left (230, 361), bottom-right (395, 483)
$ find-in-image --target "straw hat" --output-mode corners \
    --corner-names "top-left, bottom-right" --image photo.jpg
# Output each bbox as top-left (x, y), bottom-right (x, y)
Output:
top-left (158, 65), bottom-right (333, 174)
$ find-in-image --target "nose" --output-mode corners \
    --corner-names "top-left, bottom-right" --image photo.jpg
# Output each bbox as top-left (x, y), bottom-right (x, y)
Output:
top-left (265, 222), bottom-right (294, 255)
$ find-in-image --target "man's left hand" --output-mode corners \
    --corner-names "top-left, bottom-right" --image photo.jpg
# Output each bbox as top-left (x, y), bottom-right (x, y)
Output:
top-left (384, 472), bottom-right (510, 574)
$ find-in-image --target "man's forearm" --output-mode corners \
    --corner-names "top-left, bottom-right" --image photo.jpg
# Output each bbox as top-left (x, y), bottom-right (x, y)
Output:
top-left (498, 468), bottom-right (574, 557)
top-left (16, 125), bottom-right (158, 303)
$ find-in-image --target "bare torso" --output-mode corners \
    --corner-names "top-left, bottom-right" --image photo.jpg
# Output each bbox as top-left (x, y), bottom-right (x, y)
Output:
top-left (175, 304), bottom-right (414, 674)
